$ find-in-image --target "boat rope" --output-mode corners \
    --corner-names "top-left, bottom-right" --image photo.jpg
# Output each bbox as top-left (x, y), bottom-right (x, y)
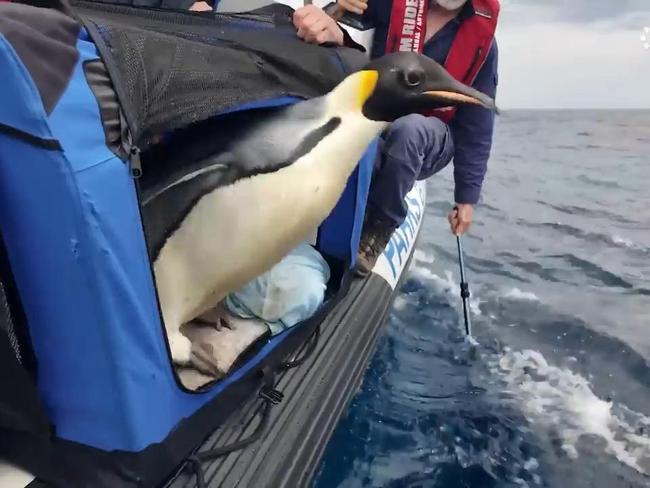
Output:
top-left (185, 326), bottom-right (322, 486)
top-left (186, 367), bottom-right (282, 488)
top-left (279, 325), bottom-right (321, 370)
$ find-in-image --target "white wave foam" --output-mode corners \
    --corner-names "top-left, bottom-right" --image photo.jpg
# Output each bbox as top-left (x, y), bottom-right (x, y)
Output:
top-left (409, 264), bottom-right (439, 282)
top-left (493, 349), bottom-right (650, 474)
top-left (612, 235), bottom-right (635, 248)
top-left (470, 297), bottom-right (482, 316)
top-left (610, 234), bottom-right (650, 253)
top-left (409, 268), bottom-right (483, 318)
top-left (503, 288), bottom-right (540, 302)
top-left (426, 269), bottom-right (458, 294)
top-left (413, 249), bottom-right (435, 264)
top-left (393, 295), bottom-right (408, 311)
top-left (409, 267), bottom-right (459, 300)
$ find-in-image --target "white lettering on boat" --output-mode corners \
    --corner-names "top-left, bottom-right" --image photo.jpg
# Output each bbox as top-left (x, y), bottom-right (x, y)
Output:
top-left (372, 181), bottom-right (426, 289)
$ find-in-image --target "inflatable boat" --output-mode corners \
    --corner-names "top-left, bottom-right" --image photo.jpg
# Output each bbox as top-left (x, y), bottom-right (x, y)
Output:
top-left (0, 1), bottom-right (424, 486)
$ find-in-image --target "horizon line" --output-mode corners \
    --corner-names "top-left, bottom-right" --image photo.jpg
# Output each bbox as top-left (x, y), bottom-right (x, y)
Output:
top-left (498, 107), bottom-right (650, 111)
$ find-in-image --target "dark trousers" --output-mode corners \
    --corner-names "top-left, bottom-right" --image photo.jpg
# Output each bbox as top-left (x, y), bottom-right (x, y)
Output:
top-left (368, 114), bottom-right (454, 227)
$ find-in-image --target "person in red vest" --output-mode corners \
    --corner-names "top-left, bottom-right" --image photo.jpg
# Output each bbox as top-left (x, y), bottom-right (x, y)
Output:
top-left (293, 0), bottom-right (499, 276)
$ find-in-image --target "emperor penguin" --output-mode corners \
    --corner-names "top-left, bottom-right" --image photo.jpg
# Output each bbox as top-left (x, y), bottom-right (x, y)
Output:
top-left (142, 52), bottom-right (497, 365)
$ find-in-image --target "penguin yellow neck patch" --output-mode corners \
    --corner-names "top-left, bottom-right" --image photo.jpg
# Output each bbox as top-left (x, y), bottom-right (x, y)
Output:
top-left (357, 70), bottom-right (379, 108)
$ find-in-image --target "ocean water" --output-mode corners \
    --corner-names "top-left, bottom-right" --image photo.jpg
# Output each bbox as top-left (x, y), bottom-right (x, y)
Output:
top-left (314, 110), bottom-right (650, 488)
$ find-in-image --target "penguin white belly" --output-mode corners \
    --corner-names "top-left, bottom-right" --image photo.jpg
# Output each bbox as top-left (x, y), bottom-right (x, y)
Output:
top-left (154, 113), bottom-right (385, 363)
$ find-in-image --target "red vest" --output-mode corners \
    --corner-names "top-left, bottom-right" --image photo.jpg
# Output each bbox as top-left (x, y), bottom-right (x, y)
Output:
top-left (386, 0), bottom-right (499, 123)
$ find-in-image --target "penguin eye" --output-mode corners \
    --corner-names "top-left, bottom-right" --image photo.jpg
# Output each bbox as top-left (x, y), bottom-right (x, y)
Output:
top-left (403, 70), bottom-right (423, 88)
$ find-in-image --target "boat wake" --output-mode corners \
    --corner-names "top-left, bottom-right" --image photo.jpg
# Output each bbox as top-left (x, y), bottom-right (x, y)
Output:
top-left (318, 249), bottom-right (650, 487)
top-left (502, 288), bottom-right (540, 302)
top-left (492, 348), bottom-right (650, 475)
top-left (409, 259), bottom-right (650, 477)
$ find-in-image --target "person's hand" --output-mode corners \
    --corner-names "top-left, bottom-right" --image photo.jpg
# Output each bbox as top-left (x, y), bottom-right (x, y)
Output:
top-left (189, 1), bottom-right (212, 11)
top-left (448, 203), bottom-right (474, 236)
top-left (337, 0), bottom-right (368, 15)
top-left (293, 5), bottom-right (344, 46)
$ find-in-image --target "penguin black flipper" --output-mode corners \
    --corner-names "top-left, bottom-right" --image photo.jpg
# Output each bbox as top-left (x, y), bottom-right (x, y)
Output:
top-left (141, 158), bottom-right (230, 262)
top-left (141, 141), bottom-right (299, 263)
top-left (138, 108), bottom-right (269, 199)
top-left (139, 97), bottom-right (337, 260)
top-left (140, 97), bottom-right (329, 192)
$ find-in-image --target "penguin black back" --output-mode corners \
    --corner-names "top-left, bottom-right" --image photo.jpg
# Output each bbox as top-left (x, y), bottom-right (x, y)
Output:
top-left (139, 96), bottom-right (340, 260)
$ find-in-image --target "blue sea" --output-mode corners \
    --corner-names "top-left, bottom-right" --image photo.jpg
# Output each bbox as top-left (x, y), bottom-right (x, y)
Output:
top-left (314, 110), bottom-right (650, 488)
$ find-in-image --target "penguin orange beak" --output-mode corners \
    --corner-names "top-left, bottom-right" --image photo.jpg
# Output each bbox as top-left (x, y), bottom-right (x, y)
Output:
top-left (423, 90), bottom-right (493, 108)
top-left (421, 77), bottom-right (497, 111)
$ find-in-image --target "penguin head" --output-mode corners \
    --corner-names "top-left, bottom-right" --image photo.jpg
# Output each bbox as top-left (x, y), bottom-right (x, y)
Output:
top-left (354, 52), bottom-right (497, 122)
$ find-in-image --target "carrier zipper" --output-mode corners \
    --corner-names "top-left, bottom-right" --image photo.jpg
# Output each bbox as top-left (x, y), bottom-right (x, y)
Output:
top-left (129, 146), bottom-right (142, 179)
top-left (124, 121), bottom-right (142, 179)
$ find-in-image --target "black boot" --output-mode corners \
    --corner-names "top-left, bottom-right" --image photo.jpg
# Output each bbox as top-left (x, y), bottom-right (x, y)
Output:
top-left (355, 210), bottom-right (396, 278)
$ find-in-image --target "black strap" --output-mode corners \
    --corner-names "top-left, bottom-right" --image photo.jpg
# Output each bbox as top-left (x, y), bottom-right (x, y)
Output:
top-left (0, 331), bottom-right (73, 488)
top-left (279, 324), bottom-right (321, 371)
top-left (183, 327), bottom-right (319, 487)
top-left (280, 265), bottom-right (353, 371)
top-left (0, 123), bottom-right (61, 151)
top-left (186, 367), bottom-right (283, 488)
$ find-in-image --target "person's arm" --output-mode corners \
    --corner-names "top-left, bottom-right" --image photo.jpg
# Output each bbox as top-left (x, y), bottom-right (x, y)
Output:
top-left (447, 40), bottom-right (499, 235)
top-left (293, 5), bottom-right (365, 51)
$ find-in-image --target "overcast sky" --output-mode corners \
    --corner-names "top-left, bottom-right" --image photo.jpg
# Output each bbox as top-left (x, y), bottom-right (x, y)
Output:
top-left (497, 0), bottom-right (650, 108)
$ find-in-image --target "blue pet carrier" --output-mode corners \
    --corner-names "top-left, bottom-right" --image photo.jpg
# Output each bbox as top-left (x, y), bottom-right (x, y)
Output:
top-left (0, 1), bottom-right (376, 486)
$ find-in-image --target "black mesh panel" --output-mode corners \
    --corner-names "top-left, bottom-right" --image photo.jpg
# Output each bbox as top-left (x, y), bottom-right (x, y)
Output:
top-left (0, 279), bottom-right (21, 362)
top-left (0, 234), bottom-right (36, 378)
top-left (70, 1), bottom-right (354, 149)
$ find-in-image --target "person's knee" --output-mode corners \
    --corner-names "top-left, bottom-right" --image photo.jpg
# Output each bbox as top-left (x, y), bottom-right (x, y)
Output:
top-left (384, 114), bottom-right (448, 157)
top-left (386, 114), bottom-right (429, 143)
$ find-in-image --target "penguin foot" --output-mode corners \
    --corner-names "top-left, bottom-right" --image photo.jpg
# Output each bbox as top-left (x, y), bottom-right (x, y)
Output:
top-left (194, 302), bottom-right (233, 331)
top-left (168, 331), bottom-right (193, 365)
top-left (191, 343), bottom-right (223, 378)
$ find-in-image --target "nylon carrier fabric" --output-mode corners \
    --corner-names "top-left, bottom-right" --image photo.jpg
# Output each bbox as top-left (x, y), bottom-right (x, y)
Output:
top-left (70, 0), bottom-right (350, 150)
top-left (0, 235), bottom-right (77, 488)
top-left (0, 2), bottom-right (374, 485)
